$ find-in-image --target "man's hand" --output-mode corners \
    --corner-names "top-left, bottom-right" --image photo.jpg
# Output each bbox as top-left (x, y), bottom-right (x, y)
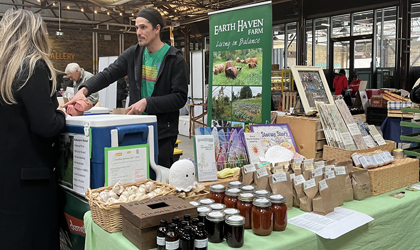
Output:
top-left (127, 98), bottom-right (147, 115)
top-left (63, 87), bottom-right (89, 108)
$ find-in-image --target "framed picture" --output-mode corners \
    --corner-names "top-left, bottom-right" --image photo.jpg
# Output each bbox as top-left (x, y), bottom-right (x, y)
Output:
top-left (290, 66), bottom-right (334, 115)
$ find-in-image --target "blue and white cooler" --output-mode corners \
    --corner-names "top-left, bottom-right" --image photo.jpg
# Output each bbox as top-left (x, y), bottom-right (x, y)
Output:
top-left (57, 115), bottom-right (168, 196)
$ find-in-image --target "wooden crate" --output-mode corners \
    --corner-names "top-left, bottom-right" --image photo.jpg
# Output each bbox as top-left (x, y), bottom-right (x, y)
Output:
top-left (276, 115), bottom-right (325, 159)
top-left (387, 110), bottom-right (415, 118)
top-left (120, 195), bottom-right (197, 250)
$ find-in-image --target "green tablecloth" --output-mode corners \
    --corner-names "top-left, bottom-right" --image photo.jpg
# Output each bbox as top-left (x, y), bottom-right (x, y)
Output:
top-left (84, 185), bottom-right (420, 250)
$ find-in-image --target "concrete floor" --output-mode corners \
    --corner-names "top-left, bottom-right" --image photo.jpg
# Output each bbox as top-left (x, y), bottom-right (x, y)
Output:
top-left (176, 135), bottom-right (195, 161)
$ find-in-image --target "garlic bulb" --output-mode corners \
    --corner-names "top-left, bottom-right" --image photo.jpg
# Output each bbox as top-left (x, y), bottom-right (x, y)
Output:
top-left (137, 187), bottom-right (146, 194)
top-left (128, 194), bottom-right (137, 201)
top-left (127, 186), bottom-right (138, 193)
top-left (109, 191), bottom-right (118, 199)
top-left (107, 198), bottom-right (118, 204)
top-left (139, 184), bottom-right (146, 190)
top-left (99, 191), bottom-right (110, 203)
top-left (146, 191), bottom-right (157, 197)
top-left (119, 195), bottom-right (128, 203)
top-left (111, 181), bottom-right (124, 195)
top-left (145, 181), bottom-right (156, 193)
top-left (121, 190), bottom-right (129, 197)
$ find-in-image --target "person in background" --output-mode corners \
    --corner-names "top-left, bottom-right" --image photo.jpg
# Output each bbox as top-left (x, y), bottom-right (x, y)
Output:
top-left (333, 69), bottom-right (348, 96)
top-left (0, 9), bottom-right (67, 250)
top-left (117, 76), bottom-right (128, 108)
top-left (65, 63), bottom-right (99, 106)
top-left (348, 74), bottom-right (361, 97)
top-left (64, 7), bottom-right (188, 168)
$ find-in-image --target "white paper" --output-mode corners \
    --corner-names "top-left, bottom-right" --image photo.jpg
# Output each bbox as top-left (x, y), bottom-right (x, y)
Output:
top-left (294, 158), bottom-right (304, 163)
top-left (359, 156), bottom-right (369, 169)
top-left (315, 161), bottom-right (325, 169)
top-left (347, 123), bottom-right (362, 136)
top-left (373, 154), bottom-right (384, 165)
top-left (194, 135), bottom-right (218, 182)
top-left (244, 133), bottom-right (265, 164)
top-left (319, 179), bottom-right (328, 191)
top-left (290, 173), bottom-right (296, 180)
top-left (352, 154), bottom-right (361, 166)
top-left (373, 134), bottom-right (387, 146)
top-left (72, 135), bottom-right (90, 196)
top-left (304, 178), bottom-right (316, 190)
top-left (294, 174), bottom-right (305, 185)
top-left (289, 207), bottom-right (374, 239)
top-left (363, 135), bottom-right (376, 148)
top-left (334, 166), bottom-right (347, 175)
top-left (312, 168), bottom-right (323, 178)
top-left (341, 132), bottom-right (354, 146)
top-left (106, 146), bottom-right (148, 186)
top-left (324, 170), bottom-right (336, 180)
top-left (257, 167), bottom-right (269, 179)
top-left (272, 172), bottom-right (288, 183)
top-left (325, 165), bottom-right (335, 173)
top-left (244, 164), bottom-right (256, 173)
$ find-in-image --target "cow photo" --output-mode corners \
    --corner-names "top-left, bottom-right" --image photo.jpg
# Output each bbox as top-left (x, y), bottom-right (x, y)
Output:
top-left (212, 48), bottom-right (263, 86)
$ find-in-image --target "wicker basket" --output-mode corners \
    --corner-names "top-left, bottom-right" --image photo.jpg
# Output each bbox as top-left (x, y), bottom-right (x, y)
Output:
top-left (364, 158), bottom-right (419, 196)
top-left (85, 180), bottom-right (175, 233)
top-left (323, 140), bottom-right (395, 163)
top-left (178, 190), bottom-right (209, 202)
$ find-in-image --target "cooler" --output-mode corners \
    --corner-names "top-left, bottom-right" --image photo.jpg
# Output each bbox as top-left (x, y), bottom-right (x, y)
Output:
top-left (64, 115), bottom-right (159, 189)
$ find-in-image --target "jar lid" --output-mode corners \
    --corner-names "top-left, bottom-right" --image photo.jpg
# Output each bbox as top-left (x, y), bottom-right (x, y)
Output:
top-left (189, 201), bottom-right (201, 207)
top-left (210, 203), bottom-right (226, 210)
top-left (238, 193), bottom-right (255, 201)
top-left (241, 185), bottom-right (256, 193)
top-left (225, 215), bottom-right (245, 226)
top-left (253, 197), bottom-right (272, 207)
top-left (197, 206), bottom-right (212, 216)
top-left (270, 194), bottom-right (286, 204)
top-left (198, 198), bottom-right (215, 205)
top-left (228, 181), bottom-right (243, 189)
top-left (206, 211), bottom-right (225, 222)
top-left (210, 184), bottom-right (226, 193)
top-left (254, 189), bottom-right (270, 197)
top-left (223, 208), bottom-right (240, 216)
top-left (225, 188), bottom-right (241, 196)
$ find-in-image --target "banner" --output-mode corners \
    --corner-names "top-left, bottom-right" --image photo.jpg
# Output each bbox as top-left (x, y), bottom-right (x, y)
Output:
top-left (208, 2), bottom-right (272, 130)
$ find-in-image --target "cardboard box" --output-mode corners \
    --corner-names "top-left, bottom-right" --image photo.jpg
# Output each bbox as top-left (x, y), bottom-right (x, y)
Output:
top-left (120, 195), bottom-right (197, 250)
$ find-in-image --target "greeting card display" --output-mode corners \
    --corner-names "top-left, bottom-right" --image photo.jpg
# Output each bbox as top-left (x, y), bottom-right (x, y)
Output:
top-left (250, 124), bottom-right (296, 153)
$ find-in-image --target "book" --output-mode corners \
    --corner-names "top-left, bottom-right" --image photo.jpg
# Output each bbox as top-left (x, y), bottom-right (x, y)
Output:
top-left (193, 135), bottom-right (218, 182)
top-left (250, 124), bottom-right (297, 153)
top-left (244, 132), bottom-right (265, 164)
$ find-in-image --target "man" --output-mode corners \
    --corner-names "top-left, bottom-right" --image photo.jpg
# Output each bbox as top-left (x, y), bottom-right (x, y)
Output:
top-left (65, 63), bottom-right (99, 105)
top-left (64, 8), bottom-right (188, 168)
top-left (117, 76), bottom-right (128, 108)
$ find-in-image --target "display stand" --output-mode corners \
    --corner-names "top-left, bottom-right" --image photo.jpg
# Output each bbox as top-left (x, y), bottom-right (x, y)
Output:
top-left (399, 107), bottom-right (420, 157)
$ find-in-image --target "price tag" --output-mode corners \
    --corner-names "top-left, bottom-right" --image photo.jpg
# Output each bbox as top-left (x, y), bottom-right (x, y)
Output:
top-left (347, 123), bottom-right (362, 136)
top-left (294, 158), bottom-right (304, 163)
top-left (312, 168), bottom-right (323, 178)
top-left (363, 135), bottom-right (376, 148)
top-left (335, 166), bottom-right (347, 175)
top-left (294, 174), bottom-right (305, 186)
top-left (272, 172), bottom-right (288, 183)
top-left (304, 162), bottom-right (314, 171)
top-left (304, 178), bottom-right (316, 190)
top-left (341, 132), bottom-right (354, 146)
top-left (244, 164), bottom-right (256, 174)
top-left (292, 162), bottom-right (302, 170)
top-left (325, 165), bottom-right (335, 173)
top-left (290, 173), bottom-right (296, 180)
top-left (373, 134), bottom-right (387, 145)
top-left (325, 170), bottom-right (336, 180)
top-left (315, 161), bottom-right (325, 169)
top-left (319, 179), bottom-right (328, 191)
top-left (304, 158), bottom-right (314, 163)
top-left (256, 167), bottom-right (269, 179)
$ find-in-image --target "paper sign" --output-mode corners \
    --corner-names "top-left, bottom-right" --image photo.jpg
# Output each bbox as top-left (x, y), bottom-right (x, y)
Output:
top-left (319, 179), bottom-right (328, 191)
top-left (257, 167), bottom-right (269, 179)
top-left (272, 172), bottom-right (288, 183)
top-left (312, 168), bottom-right (323, 178)
top-left (294, 174), bottom-right (305, 185)
top-left (304, 178), bottom-right (316, 190)
top-left (335, 166), bottom-right (347, 175)
top-left (244, 164), bottom-right (257, 173)
top-left (194, 135), bottom-right (218, 182)
top-left (244, 132), bottom-right (265, 164)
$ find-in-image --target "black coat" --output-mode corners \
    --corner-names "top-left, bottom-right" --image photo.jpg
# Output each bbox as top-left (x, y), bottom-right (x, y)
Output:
top-left (0, 60), bottom-right (66, 250)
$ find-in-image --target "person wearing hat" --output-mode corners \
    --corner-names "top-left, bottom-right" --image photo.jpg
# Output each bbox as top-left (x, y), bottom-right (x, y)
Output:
top-left (65, 7), bottom-right (188, 168)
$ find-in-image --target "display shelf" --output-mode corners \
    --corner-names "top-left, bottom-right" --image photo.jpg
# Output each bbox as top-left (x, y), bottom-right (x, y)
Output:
top-left (400, 133), bottom-right (420, 143)
top-left (400, 121), bottom-right (420, 129)
top-left (402, 146), bottom-right (420, 157)
top-left (401, 107), bottom-right (420, 113)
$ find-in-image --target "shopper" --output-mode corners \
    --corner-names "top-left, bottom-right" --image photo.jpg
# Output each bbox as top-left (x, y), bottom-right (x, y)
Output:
top-left (348, 74), bottom-right (361, 97)
top-left (117, 76), bottom-right (129, 108)
top-left (0, 8), bottom-right (67, 250)
top-left (65, 62), bottom-right (99, 105)
top-left (65, 7), bottom-right (188, 168)
top-left (333, 69), bottom-right (348, 96)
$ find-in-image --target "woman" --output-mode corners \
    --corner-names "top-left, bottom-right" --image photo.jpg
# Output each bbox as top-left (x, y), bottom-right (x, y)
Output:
top-left (0, 9), bottom-right (66, 250)
top-left (348, 74), bottom-right (361, 97)
top-left (333, 69), bottom-right (348, 96)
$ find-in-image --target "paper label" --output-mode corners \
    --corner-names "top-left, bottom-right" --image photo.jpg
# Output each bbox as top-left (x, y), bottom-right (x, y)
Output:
top-left (319, 179), bottom-right (328, 191)
top-left (312, 168), bottom-right (323, 178)
top-left (373, 134), bottom-right (387, 145)
top-left (257, 167), bottom-right (269, 179)
top-left (304, 158), bottom-right (314, 163)
top-left (347, 123), bottom-right (362, 136)
top-left (244, 164), bottom-right (256, 174)
top-left (290, 173), bottom-right (296, 180)
top-left (195, 239), bottom-right (208, 248)
top-left (379, 152), bottom-right (389, 163)
top-left (294, 158), bottom-right (304, 163)
top-left (363, 135), bottom-right (376, 148)
top-left (257, 162), bottom-right (271, 168)
top-left (341, 132), bottom-right (354, 146)
top-left (304, 162), bottom-right (314, 171)
top-left (359, 156), bottom-right (369, 168)
top-left (304, 178), bottom-right (316, 190)
top-left (352, 154), bottom-right (361, 166)
top-left (369, 155), bottom-right (379, 166)
top-left (335, 166), bottom-right (347, 175)
top-left (367, 156), bottom-right (376, 166)
top-left (272, 172), bottom-right (288, 183)
top-left (325, 165), bottom-right (335, 172)
top-left (374, 154), bottom-right (384, 165)
top-left (294, 174), bottom-right (305, 185)
top-left (157, 236), bottom-right (165, 246)
top-left (324, 170), bottom-right (336, 180)
top-left (292, 163), bottom-right (302, 170)
top-left (315, 161), bottom-right (325, 169)
top-left (166, 240), bottom-right (179, 250)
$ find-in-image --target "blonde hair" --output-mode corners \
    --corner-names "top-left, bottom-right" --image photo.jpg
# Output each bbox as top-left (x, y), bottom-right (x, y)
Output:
top-left (0, 8), bottom-right (57, 104)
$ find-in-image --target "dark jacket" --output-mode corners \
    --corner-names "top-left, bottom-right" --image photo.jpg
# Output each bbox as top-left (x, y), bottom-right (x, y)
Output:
top-left (0, 60), bottom-right (66, 249)
top-left (80, 44), bottom-right (189, 140)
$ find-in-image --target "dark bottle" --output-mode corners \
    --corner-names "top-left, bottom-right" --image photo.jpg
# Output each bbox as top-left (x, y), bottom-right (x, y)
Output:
top-left (166, 223), bottom-right (180, 250)
top-left (191, 218), bottom-right (200, 232)
top-left (184, 214), bottom-right (192, 225)
top-left (172, 216), bottom-right (180, 231)
top-left (180, 226), bottom-right (195, 250)
top-left (179, 221), bottom-right (189, 238)
top-left (194, 222), bottom-right (208, 250)
top-left (157, 219), bottom-right (167, 250)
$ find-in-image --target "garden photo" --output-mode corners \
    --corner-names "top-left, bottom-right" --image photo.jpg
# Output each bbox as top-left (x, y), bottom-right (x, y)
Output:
top-left (212, 86), bottom-right (232, 121)
top-left (232, 86), bottom-right (262, 123)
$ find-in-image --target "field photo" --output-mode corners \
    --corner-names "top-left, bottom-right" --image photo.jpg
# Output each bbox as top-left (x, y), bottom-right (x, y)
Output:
top-left (232, 121), bottom-right (245, 129)
top-left (57, 134), bottom-right (74, 188)
top-left (212, 86), bottom-right (232, 121)
top-left (232, 86), bottom-right (262, 123)
top-left (212, 48), bottom-right (262, 86)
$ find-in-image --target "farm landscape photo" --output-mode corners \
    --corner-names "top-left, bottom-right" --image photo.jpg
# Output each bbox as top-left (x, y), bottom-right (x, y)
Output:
top-left (232, 86), bottom-right (262, 123)
top-left (212, 86), bottom-right (232, 121)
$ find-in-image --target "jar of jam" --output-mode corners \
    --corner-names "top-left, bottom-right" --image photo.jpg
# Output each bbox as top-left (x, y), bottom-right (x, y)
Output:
top-left (241, 185), bottom-right (255, 193)
top-left (197, 206), bottom-right (212, 224)
top-left (270, 194), bottom-right (287, 231)
top-left (189, 201), bottom-right (201, 207)
top-left (252, 198), bottom-right (273, 236)
top-left (205, 211), bottom-right (225, 243)
top-left (209, 184), bottom-right (226, 203)
top-left (228, 181), bottom-right (243, 189)
top-left (198, 198), bottom-right (215, 206)
top-left (223, 188), bottom-right (241, 208)
top-left (225, 215), bottom-right (245, 248)
top-left (210, 203), bottom-right (226, 211)
top-left (254, 189), bottom-right (270, 198)
top-left (237, 193), bottom-right (255, 229)
top-left (223, 208), bottom-right (240, 218)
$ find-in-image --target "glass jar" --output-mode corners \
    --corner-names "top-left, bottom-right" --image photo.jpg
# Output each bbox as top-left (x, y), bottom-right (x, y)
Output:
top-left (252, 198), bottom-right (273, 236)
top-left (241, 185), bottom-right (256, 193)
top-left (270, 194), bottom-right (287, 231)
top-left (254, 189), bottom-right (270, 198)
top-left (189, 201), bottom-right (201, 207)
top-left (237, 193), bottom-right (255, 229)
top-left (209, 184), bottom-right (226, 203)
top-left (205, 211), bottom-right (225, 243)
top-left (197, 206), bottom-right (212, 224)
top-left (228, 181), bottom-right (243, 189)
top-left (224, 215), bottom-right (245, 248)
top-left (223, 208), bottom-right (240, 218)
top-left (199, 198), bottom-right (215, 207)
top-left (223, 188), bottom-right (241, 208)
top-left (210, 203), bottom-right (226, 211)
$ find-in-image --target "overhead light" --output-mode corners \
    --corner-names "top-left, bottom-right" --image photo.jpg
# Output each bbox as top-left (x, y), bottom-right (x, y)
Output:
top-left (94, 10), bottom-right (97, 14)
top-left (120, 12), bottom-right (123, 16)
top-left (107, 12), bottom-right (110, 15)
top-left (131, 13), bottom-right (134, 16)
top-left (67, 6), bottom-right (70, 9)
top-left (81, 8), bottom-right (84, 12)
top-left (321, 23), bottom-right (330, 27)
top-left (52, 2), bottom-right (56, 6)
top-left (37, 0), bottom-right (40, 2)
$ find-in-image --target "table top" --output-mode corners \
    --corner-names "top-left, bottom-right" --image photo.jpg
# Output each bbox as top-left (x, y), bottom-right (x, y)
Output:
top-left (84, 184), bottom-right (420, 250)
